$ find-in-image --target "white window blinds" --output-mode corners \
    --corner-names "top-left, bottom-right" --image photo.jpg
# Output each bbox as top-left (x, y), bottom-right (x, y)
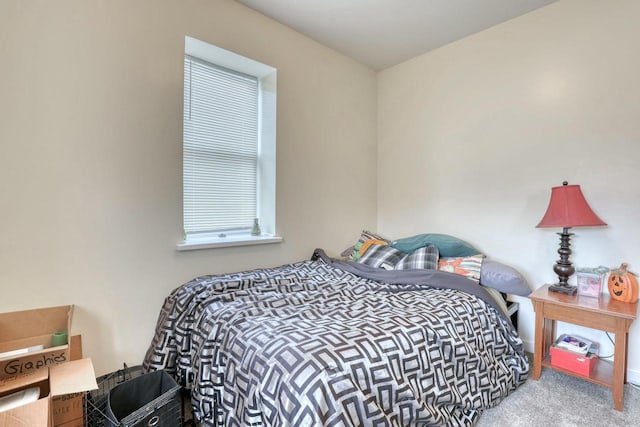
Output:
top-left (183, 55), bottom-right (259, 235)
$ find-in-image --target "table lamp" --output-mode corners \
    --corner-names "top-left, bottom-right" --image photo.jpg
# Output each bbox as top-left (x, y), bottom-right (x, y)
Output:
top-left (537, 181), bottom-right (607, 294)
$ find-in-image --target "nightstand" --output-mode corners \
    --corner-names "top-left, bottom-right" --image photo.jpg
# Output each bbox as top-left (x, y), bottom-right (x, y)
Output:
top-left (529, 284), bottom-right (637, 411)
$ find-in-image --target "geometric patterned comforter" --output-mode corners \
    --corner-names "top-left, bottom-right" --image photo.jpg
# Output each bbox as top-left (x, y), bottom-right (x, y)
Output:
top-left (143, 249), bottom-right (529, 426)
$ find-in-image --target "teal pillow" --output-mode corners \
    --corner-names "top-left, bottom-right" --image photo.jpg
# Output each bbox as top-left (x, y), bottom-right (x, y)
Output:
top-left (390, 233), bottom-right (480, 257)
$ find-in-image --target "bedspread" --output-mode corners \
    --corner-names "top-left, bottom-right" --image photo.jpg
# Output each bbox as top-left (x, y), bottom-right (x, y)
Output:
top-left (143, 249), bottom-right (529, 426)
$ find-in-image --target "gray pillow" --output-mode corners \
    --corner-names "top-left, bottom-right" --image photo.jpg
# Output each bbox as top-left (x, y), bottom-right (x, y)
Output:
top-left (395, 245), bottom-right (439, 270)
top-left (480, 260), bottom-right (531, 296)
top-left (358, 245), bottom-right (406, 269)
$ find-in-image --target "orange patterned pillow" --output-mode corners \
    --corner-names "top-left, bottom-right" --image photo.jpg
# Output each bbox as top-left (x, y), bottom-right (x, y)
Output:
top-left (438, 254), bottom-right (484, 283)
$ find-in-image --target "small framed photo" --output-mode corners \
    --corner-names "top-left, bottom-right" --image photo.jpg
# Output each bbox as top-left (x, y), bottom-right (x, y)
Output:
top-left (577, 270), bottom-right (605, 298)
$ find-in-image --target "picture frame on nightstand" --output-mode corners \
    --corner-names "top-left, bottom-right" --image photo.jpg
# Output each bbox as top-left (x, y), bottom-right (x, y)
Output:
top-left (576, 269), bottom-right (606, 298)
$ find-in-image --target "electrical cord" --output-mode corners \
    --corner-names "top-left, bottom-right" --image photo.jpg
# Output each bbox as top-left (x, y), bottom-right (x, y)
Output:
top-left (597, 332), bottom-right (640, 391)
top-left (596, 332), bottom-right (615, 359)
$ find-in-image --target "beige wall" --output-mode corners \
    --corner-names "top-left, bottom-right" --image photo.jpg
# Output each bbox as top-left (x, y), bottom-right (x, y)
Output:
top-left (0, 0), bottom-right (377, 375)
top-left (378, 0), bottom-right (640, 380)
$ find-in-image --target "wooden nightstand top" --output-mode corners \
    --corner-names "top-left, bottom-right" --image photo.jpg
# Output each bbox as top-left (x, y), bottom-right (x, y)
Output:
top-left (529, 284), bottom-right (638, 320)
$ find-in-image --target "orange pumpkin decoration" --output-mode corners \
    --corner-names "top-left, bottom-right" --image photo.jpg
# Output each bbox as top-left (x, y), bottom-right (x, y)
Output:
top-left (607, 263), bottom-right (639, 303)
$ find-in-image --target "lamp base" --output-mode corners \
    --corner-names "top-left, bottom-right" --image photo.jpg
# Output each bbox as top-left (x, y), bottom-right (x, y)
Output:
top-left (549, 283), bottom-right (577, 295)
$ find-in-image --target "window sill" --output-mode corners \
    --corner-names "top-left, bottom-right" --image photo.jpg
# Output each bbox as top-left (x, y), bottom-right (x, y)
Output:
top-left (176, 234), bottom-right (283, 251)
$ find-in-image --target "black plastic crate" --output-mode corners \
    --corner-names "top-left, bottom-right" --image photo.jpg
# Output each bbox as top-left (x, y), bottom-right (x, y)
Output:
top-left (86, 365), bottom-right (182, 427)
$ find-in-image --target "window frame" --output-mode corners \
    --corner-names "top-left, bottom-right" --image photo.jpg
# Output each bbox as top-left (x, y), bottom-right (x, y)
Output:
top-left (177, 37), bottom-right (280, 251)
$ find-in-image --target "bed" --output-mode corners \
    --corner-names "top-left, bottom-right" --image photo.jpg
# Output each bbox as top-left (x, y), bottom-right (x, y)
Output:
top-left (143, 243), bottom-right (530, 426)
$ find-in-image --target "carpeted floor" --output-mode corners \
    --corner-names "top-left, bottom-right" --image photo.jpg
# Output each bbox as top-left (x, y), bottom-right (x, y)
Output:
top-left (477, 360), bottom-right (640, 427)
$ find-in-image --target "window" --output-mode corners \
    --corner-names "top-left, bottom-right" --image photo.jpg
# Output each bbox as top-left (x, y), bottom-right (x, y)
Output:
top-left (178, 37), bottom-right (279, 250)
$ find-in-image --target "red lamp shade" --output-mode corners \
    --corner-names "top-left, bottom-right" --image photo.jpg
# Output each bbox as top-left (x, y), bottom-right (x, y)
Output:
top-left (537, 182), bottom-right (606, 228)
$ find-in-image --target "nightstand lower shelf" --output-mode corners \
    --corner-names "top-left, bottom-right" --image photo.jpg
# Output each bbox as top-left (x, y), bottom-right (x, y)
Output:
top-left (542, 355), bottom-right (613, 389)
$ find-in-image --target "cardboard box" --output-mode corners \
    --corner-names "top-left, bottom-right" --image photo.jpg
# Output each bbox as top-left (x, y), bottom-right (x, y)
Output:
top-left (0, 358), bottom-right (97, 427)
top-left (0, 306), bottom-right (81, 381)
top-left (550, 344), bottom-right (598, 376)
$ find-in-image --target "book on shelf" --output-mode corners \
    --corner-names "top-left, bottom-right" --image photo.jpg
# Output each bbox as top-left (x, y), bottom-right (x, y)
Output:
top-left (586, 342), bottom-right (599, 358)
top-left (554, 334), bottom-right (593, 356)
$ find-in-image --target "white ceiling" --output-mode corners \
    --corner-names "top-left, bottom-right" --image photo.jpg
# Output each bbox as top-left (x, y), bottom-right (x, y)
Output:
top-left (236, 0), bottom-right (558, 70)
